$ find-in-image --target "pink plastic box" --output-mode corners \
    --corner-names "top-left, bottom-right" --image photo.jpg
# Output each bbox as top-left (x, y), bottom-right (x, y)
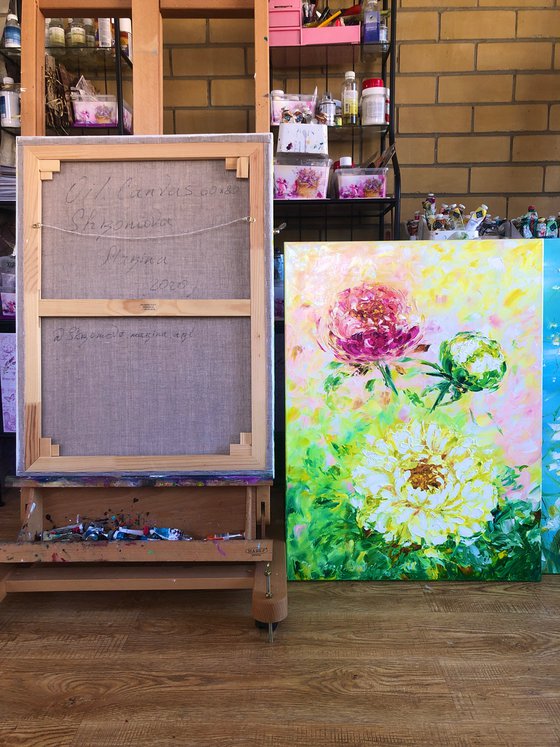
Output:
top-left (274, 160), bottom-right (331, 200)
top-left (335, 168), bottom-right (388, 199)
top-left (301, 24), bottom-right (361, 46)
top-left (269, 27), bottom-right (301, 46)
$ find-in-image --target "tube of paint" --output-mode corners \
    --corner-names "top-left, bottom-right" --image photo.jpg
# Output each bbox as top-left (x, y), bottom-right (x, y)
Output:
top-left (83, 523), bottom-right (110, 541)
top-left (536, 217), bottom-right (547, 238)
top-left (148, 527), bottom-right (187, 541)
top-left (546, 216), bottom-right (558, 238)
top-left (465, 204), bottom-right (488, 233)
top-left (422, 193), bottom-right (436, 218)
top-left (204, 532), bottom-right (245, 541)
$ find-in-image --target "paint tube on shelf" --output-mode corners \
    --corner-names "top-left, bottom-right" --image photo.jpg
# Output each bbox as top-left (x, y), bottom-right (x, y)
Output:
top-left (406, 213), bottom-right (422, 241)
top-left (450, 204), bottom-right (465, 230)
top-left (464, 204), bottom-right (488, 234)
top-left (536, 217), bottom-right (548, 238)
top-left (521, 205), bottom-right (539, 238)
top-left (432, 213), bottom-right (447, 231)
top-left (546, 216), bottom-right (559, 238)
top-left (422, 193), bottom-right (436, 219)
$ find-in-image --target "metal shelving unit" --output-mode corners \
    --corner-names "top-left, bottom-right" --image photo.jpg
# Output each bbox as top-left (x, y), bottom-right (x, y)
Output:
top-left (270, 1), bottom-right (400, 241)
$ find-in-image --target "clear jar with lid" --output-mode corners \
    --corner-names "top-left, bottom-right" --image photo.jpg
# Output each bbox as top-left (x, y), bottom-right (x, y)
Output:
top-left (68, 18), bottom-right (86, 47)
top-left (270, 89), bottom-right (284, 125)
top-left (83, 19), bottom-right (96, 47)
top-left (318, 92), bottom-right (336, 127)
top-left (47, 18), bottom-right (66, 47)
top-left (361, 78), bottom-right (385, 126)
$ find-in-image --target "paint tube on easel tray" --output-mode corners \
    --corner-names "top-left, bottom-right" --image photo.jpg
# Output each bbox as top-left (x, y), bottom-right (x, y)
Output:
top-left (464, 204), bottom-right (488, 234)
top-left (148, 527), bottom-right (191, 541)
top-left (42, 523), bottom-right (83, 541)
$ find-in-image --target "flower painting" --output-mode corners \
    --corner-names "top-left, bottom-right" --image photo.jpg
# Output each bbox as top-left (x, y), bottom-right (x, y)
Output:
top-left (285, 240), bottom-right (543, 581)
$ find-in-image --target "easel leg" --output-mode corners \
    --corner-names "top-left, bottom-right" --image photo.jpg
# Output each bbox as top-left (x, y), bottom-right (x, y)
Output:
top-left (252, 539), bottom-right (288, 639)
top-left (0, 566), bottom-right (12, 603)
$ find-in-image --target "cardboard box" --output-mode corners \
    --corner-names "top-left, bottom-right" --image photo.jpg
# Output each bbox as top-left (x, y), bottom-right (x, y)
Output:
top-left (277, 123), bottom-right (328, 155)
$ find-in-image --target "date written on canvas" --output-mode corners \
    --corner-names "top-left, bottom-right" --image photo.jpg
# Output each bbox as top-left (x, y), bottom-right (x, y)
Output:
top-left (52, 324), bottom-right (195, 347)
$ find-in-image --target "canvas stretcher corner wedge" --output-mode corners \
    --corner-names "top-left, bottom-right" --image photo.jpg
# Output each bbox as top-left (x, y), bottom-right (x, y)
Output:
top-left (285, 240), bottom-right (543, 582)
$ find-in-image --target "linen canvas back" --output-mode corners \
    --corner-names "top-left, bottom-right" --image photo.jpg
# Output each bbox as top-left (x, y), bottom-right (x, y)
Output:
top-left (17, 135), bottom-right (273, 477)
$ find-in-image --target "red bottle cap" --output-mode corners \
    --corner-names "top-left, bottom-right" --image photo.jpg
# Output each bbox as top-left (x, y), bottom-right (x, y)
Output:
top-left (362, 78), bottom-right (384, 91)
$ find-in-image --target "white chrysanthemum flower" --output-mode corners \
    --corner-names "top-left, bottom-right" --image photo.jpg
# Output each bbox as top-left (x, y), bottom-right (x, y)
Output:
top-left (351, 421), bottom-right (499, 547)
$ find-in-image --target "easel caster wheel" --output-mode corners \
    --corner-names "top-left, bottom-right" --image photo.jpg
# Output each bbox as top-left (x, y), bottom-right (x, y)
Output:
top-left (255, 620), bottom-right (279, 631)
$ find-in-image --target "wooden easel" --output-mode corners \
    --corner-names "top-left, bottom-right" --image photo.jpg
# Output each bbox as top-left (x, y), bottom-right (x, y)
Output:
top-left (1, 0), bottom-right (287, 637)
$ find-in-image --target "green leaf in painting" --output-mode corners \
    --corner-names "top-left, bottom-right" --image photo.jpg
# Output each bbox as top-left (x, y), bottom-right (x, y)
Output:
top-left (327, 361), bottom-right (345, 370)
top-left (365, 379), bottom-right (376, 393)
top-left (324, 372), bottom-right (345, 394)
top-left (404, 389), bottom-right (426, 408)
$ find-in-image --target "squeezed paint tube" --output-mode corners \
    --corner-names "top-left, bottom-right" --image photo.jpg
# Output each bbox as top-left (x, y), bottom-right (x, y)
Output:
top-left (148, 527), bottom-right (190, 541)
top-left (83, 523), bottom-right (111, 541)
top-left (42, 524), bottom-right (83, 541)
top-left (464, 204), bottom-right (488, 233)
top-left (110, 526), bottom-right (150, 541)
top-left (536, 217), bottom-right (548, 238)
top-left (205, 532), bottom-right (245, 541)
top-left (406, 218), bottom-right (419, 240)
top-left (422, 192), bottom-right (436, 218)
top-left (449, 204), bottom-right (465, 230)
top-left (546, 216), bottom-right (559, 238)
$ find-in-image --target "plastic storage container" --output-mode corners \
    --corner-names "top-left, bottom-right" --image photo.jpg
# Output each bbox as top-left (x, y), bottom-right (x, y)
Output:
top-left (270, 91), bottom-right (317, 125)
top-left (274, 157), bottom-right (332, 199)
top-left (335, 167), bottom-right (388, 199)
top-left (72, 94), bottom-right (132, 132)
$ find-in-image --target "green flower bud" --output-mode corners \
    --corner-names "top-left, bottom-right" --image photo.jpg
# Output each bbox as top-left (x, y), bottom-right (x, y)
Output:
top-left (440, 331), bottom-right (506, 393)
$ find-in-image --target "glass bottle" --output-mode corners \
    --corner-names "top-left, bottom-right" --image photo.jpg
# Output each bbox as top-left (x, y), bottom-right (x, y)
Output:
top-left (47, 18), bottom-right (65, 48)
top-left (341, 71), bottom-right (358, 126)
top-left (362, 0), bottom-right (380, 44)
top-left (68, 18), bottom-right (86, 47)
top-left (3, 13), bottom-right (21, 48)
top-left (83, 19), bottom-right (96, 48)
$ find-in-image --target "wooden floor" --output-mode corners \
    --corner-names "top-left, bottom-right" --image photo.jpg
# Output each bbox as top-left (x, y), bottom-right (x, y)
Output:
top-left (1, 494), bottom-right (560, 746)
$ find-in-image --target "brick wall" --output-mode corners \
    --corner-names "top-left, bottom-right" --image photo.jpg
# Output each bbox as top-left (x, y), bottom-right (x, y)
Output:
top-left (162, 4), bottom-right (560, 221)
top-left (162, 18), bottom-right (256, 136)
top-left (397, 0), bottom-right (560, 220)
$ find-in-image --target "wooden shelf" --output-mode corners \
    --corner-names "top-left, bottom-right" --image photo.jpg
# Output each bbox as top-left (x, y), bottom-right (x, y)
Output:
top-left (0, 538), bottom-right (273, 563)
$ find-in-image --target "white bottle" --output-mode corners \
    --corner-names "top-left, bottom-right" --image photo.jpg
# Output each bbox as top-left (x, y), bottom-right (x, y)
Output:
top-left (97, 17), bottom-right (113, 47)
top-left (0, 77), bottom-right (20, 128)
top-left (3, 13), bottom-right (21, 48)
top-left (361, 78), bottom-right (385, 125)
top-left (119, 18), bottom-right (132, 60)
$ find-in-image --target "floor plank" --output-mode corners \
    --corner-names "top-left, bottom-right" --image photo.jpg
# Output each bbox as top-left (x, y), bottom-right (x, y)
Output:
top-left (0, 489), bottom-right (559, 746)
